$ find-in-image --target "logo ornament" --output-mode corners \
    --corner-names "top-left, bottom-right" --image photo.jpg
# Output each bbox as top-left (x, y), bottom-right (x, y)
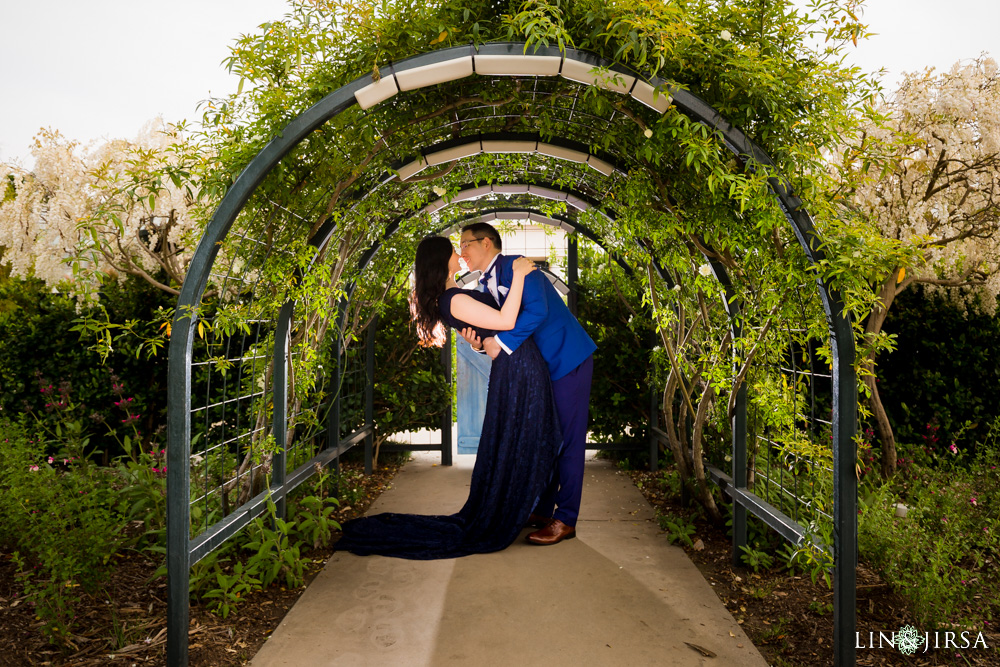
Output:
top-left (896, 625), bottom-right (922, 655)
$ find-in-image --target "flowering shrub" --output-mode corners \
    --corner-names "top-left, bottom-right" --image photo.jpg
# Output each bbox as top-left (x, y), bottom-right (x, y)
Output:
top-left (0, 365), bottom-right (170, 643)
top-left (835, 56), bottom-right (1000, 475)
top-left (859, 429), bottom-right (1000, 628)
top-left (0, 419), bottom-right (128, 643)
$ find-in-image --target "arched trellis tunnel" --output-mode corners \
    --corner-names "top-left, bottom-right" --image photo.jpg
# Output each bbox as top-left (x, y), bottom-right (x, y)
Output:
top-left (166, 43), bottom-right (858, 666)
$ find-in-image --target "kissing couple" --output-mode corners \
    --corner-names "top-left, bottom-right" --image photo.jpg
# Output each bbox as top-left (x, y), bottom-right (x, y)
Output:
top-left (335, 222), bottom-right (595, 559)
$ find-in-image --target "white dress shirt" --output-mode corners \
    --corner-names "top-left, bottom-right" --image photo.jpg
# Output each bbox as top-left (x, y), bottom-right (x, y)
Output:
top-left (480, 254), bottom-right (500, 301)
top-left (480, 254), bottom-right (514, 355)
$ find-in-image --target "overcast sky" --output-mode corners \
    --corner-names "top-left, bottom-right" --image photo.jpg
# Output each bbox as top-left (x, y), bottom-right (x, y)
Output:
top-left (2, 0), bottom-right (999, 166)
top-left (0, 0), bottom-right (288, 165)
top-left (833, 0), bottom-right (1000, 87)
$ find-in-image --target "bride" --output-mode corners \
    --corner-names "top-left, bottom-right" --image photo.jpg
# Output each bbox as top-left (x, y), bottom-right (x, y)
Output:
top-left (334, 235), bottom-right (562, 559)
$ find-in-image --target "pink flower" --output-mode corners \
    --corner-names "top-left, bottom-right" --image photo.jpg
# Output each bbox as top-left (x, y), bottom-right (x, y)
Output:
top-left (970, 497), bottom-right (978, 506)
top-left (47, 456), bottom-right (54, 464)
top-left (28, 465), bottom-right (39, 472)
top-left (949, 443), bottom-right (958, 454)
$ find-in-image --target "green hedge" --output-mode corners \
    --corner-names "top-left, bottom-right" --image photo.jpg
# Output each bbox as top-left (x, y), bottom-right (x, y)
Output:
top-left (877, 287), bottom-right (1000, 452)
top-left (0, 274), bottom-right (172, 460)
top-left (576, 254), bottom-right (654, 448)
top-left (371, 293), bottom-right (451, 442)
top-left (335, 292), bottom-right (450, 445)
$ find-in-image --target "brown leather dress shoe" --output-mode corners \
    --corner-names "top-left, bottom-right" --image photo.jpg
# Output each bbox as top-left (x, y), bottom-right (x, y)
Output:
top-left (526, 519), bottom-right (576, 545)
top-left (525, 513), bottom-right (551, 530)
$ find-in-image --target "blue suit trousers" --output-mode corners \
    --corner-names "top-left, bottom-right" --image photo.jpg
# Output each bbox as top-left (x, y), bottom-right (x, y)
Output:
top-left (533, 354), bottom-right (593, 527)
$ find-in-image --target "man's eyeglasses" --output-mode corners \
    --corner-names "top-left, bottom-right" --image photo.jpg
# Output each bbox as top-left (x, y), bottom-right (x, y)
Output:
top-left (460, 237), bottom-right (485, 251)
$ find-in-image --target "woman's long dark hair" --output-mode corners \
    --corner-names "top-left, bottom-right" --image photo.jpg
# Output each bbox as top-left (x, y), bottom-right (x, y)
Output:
top-left (411, 235), bottom-right (453, 346)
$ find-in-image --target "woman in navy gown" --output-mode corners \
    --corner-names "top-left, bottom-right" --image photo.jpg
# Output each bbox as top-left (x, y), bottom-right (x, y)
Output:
top-left (334, 235), bottom-right (562, 559)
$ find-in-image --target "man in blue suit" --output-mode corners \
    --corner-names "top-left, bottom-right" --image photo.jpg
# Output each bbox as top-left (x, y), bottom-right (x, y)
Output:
top-left (459, 222), bottom-right (596, 545)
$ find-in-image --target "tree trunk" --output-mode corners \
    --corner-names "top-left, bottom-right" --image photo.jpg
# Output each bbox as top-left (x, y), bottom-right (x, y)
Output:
top-left (864, 370), bottom-right (897, 477)
top-left (662, 369), bottom-right (692, 480)
top-left (691, 380), bottom-right (723, 523)
top-left (864, 271), bottom-right (906, 477)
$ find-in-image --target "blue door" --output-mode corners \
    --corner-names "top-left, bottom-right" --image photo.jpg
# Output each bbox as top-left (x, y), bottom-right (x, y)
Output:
top-left (456, 337), bottom-right (491, 454)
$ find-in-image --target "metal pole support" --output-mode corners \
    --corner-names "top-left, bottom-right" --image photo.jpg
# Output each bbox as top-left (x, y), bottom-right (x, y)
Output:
top-left (567, 233), bottom-right (579, 316)
top-left (364, 315), bottom-right (376, 475)
top-left (272, 301), bottom-right (294, 522)
top-left (440, 328), bottom-right (453, 466)
top-left (731, 382), bottom-right (748, 568)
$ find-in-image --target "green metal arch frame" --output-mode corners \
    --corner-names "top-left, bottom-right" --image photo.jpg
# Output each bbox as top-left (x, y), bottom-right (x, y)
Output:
top-left (167, 41), bottom-right (857, 666)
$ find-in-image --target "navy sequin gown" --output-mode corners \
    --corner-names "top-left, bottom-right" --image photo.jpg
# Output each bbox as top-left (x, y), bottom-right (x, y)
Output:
top-left (334, 287), bottom-right (562, 559)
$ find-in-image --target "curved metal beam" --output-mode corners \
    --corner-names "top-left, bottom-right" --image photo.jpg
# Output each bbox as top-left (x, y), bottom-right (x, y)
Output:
top-left (305, 132), bottom-right (626, 253)
top-left (436, 207), bottom-right (632, 275)
top-left (393, 131), bottom-right (620, 181)
top-left (346, 180), bottom-right (632, 276)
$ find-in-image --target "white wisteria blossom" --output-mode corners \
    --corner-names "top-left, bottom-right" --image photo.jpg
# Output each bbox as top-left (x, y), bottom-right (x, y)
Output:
top-left (836, 56), bottom-right (1000, 475)
top-left (0, 119), bottom-right (203, 297)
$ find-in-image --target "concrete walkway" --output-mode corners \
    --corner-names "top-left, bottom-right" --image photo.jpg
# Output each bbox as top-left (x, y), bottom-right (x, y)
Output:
top-left (251, 454), bottom-right (767, 667)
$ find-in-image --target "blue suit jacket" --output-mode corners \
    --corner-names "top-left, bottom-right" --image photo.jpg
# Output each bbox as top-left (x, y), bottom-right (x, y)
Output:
top-left (491, 254), bottom-right (596, 381)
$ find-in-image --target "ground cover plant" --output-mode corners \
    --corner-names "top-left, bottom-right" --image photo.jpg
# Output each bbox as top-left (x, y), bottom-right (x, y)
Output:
top-left (857, 425), bottom-right (1000, 631)
top-left (3, 421), bottom-right (996, 666)
top-left (0, 417), bottom-right (405, 665)
top-left (624, 413), bottom-right (1000, 666)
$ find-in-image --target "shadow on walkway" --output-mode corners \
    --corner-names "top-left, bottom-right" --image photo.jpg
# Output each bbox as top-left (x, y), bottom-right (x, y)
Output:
top-left (251, 454), bottom-right (767, 666)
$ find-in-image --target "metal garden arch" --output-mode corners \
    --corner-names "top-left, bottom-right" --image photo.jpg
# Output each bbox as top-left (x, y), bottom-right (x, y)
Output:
top-left (167, 42), bottom-right (858, 666)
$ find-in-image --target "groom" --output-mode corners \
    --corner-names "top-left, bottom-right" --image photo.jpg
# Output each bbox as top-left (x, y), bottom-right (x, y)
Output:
top-left (459, 222), bottom-right (595, 545)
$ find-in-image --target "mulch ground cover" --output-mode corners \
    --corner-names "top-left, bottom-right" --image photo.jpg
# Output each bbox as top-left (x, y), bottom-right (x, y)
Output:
top-left (4, 458), bottom-right (998, 666)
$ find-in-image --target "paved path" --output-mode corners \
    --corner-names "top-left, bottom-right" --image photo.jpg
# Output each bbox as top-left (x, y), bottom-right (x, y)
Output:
top-left (251, 454), bottom-right (767, 666)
